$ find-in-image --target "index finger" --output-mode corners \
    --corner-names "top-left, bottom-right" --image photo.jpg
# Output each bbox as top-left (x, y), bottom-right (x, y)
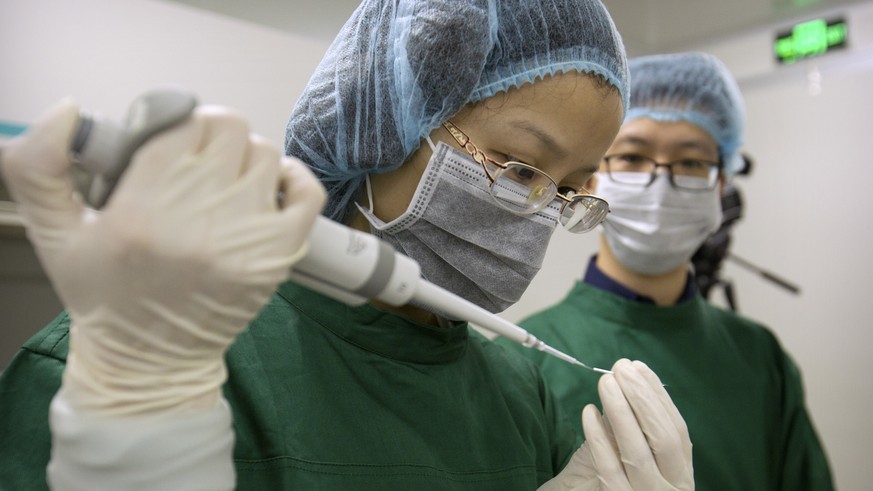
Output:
top-left (598, 367), bottom-right (662, 487)
top-left (611, 359), bottom-right (692, 487)
top-left (278, 155), bottom-right (326, 217)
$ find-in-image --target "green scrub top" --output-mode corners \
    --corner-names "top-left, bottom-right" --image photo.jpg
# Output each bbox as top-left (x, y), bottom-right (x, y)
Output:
top-left (496, 280), bottom-right (834, 491)
top-left (0, 282), bottom-right (576, 490)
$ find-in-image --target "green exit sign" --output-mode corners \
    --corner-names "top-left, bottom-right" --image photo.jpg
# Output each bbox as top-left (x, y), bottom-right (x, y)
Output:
top-left (774, 17), bottom-right (848, 64)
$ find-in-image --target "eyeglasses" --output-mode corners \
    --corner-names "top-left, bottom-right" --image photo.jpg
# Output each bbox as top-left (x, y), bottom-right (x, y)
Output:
top-left (602, 154), bottom-right (722, 191)
top-left (441, 121), bottom-right (609, 234)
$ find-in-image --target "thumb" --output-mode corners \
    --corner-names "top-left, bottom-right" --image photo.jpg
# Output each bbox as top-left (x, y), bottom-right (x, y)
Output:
top-left (1, 98), bottom-right (85, 233)
top-left (277, 155), bottom-right (327, 226)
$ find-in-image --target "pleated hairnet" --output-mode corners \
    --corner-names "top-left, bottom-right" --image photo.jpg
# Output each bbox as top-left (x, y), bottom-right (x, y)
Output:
top-left (626, 52), bottom-right (746, 174)
top-left (285, 0), bottom-right (629, 222)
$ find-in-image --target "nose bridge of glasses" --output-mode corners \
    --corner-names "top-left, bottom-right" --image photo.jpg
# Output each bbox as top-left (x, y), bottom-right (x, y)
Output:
top-left (652, 161), bottom-right (673, 174)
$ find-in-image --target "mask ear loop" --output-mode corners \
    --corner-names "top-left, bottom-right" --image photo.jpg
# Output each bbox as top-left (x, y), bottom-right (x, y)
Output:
top-left (364, 135), bottom-right (436, 213)
top-left (363, 173), bottom-right (375, 213)
top-left (363, 135), bottom-right (437, 214)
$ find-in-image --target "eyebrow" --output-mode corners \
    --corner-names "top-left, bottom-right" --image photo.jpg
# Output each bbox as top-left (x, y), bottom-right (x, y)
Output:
top-left (674, 139), bottom-right (718, 154)
top-left (616, 135), bottom-right (717, 156)
top-left (613, 135), bottom-right (652, 148)
top-left (507, 120), bottom-right (568, 160)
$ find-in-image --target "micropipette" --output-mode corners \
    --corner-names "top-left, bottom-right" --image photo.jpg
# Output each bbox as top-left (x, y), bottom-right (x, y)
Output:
top-left (68, 88), bottom-right (609, 373)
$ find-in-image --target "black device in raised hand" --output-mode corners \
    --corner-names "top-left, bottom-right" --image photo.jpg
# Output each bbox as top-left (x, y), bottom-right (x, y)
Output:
top-left (71, 89), bottom-right (198, 208)
top-left (692, 182), bottom-right (743, 302)
top-left (692, 154), bottom-right (801, 310)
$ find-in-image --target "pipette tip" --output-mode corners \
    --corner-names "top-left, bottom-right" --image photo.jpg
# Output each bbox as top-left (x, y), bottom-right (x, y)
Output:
top-left (572, 360), bottom-right (612, 374)
top-left (538, 343), bottom-right (612, 374)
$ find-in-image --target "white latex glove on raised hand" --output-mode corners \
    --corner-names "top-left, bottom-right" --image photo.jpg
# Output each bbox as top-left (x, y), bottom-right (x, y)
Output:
top-left (0, 98), bottom-right (326, 416)
top-left (539, 359), bottom-right (694, 491)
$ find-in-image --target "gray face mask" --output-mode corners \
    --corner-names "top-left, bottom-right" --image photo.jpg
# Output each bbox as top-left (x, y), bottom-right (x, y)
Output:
top-left (356, 140), bottom-right (560, 314)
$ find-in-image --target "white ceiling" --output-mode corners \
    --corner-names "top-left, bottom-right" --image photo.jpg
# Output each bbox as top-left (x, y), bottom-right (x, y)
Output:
top-left (165, 0), bottom-right (869, 55)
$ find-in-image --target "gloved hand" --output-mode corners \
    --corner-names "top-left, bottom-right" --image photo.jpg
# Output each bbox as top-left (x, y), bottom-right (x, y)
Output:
top-left (1, 98), bottom-right (326, 415)
top-left (539, 359), bottom-right (694, 490)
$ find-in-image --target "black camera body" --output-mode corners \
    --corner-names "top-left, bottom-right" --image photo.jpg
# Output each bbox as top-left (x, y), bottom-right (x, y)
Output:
top-left (692, 182), bottom-right (743, 300)
top-left (691, 153), bottom-right (751, 308)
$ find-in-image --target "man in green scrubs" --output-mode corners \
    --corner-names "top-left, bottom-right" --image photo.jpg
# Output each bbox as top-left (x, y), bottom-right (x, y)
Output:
top-left (497, 52), bottom-right (834, 490)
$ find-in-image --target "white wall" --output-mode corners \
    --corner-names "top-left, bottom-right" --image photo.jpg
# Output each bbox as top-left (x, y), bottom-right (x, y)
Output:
top-left (507, 3), bottom-right (873, 489)
top-left (701, 7), bottom-right (873, 489)
top-left (0, 0), bottom-right (330, 366)
top-left (0, 0), bottom-right (329, 142)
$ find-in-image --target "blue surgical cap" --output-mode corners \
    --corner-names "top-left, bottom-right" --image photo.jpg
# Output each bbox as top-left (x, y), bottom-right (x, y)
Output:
top-left (286, 0), bottom-right (629, 222)
top-left (626, 52), bottom-right (746, 174)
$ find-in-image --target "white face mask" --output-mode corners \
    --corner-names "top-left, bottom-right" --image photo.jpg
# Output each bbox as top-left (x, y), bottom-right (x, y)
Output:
top-left (595, 172), bottom-right (721, 276)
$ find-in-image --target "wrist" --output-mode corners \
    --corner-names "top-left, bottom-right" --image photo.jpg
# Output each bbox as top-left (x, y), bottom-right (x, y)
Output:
top-left (48, 389), bottom-right (235, 490)
top-left (63, 324), bottom-right (227, 415)
top-left (63, 354), bottom-right (225, 415)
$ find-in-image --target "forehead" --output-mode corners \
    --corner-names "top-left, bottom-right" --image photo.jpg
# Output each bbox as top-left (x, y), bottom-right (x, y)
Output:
top-left (461, 72), bottom-right (624, 164)
top-left (615, 118), bottom-right (718, 155)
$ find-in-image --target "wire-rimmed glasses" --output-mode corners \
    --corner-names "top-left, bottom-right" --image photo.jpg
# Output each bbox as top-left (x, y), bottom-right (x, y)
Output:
top-left (442, 121), bottom-right (609, 234)
top-left (602, 154), bottom-right (721, 191)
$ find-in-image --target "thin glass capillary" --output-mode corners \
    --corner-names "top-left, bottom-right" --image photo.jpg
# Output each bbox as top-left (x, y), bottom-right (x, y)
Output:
top-left (535, 342), bottom-right (612, 374)
top-left (412, 280), bottom-right (612, 374)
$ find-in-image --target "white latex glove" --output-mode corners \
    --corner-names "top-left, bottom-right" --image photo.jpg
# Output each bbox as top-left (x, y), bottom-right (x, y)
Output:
top-left (1, 99), bottom-right (326, 416)
top-left (539, 359), bottom-right (694, 490)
